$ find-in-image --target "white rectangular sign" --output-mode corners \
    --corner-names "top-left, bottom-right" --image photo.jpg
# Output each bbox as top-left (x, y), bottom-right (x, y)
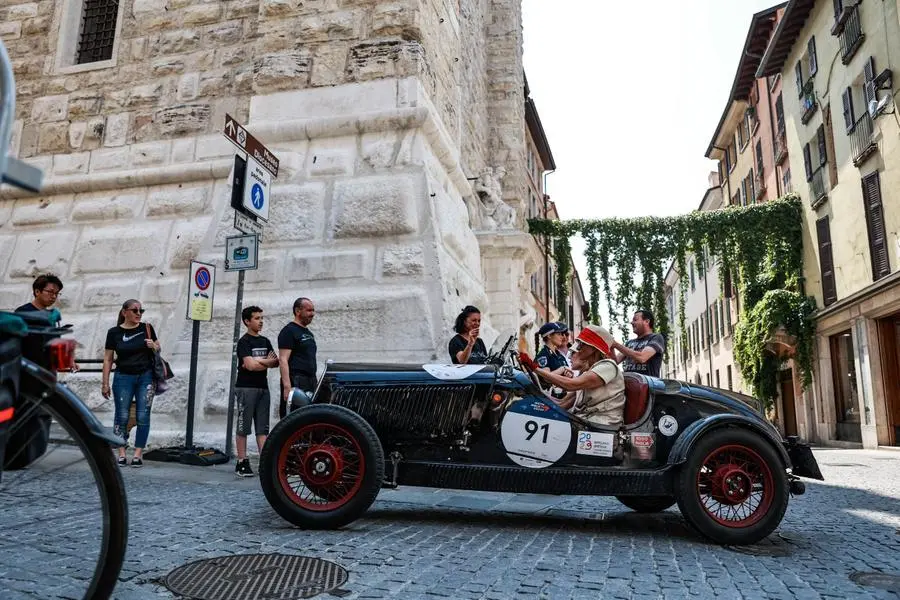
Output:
top-left (186, 260), bottom-right (216, 321)
top-left (242, 156), bottom-right (271, 222)
top-left (224, 234), bottom-right (259, 272)
top-left (234, 210), bottom-right (263, 239)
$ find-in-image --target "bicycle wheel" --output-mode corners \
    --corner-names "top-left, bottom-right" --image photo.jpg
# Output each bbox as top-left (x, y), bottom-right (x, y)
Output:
top-left (0, 389), bottom-right (128, 599)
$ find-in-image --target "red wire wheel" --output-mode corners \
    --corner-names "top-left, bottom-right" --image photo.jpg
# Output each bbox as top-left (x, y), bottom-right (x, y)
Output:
top-left (695, 444), bottom-right (774, 528)
top-left (277, 423), bottom-right (365, 512)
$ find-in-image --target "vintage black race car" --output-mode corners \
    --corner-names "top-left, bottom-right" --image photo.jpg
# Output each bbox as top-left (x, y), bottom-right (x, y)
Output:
top-left (259, 336), bottom-right (823, 545)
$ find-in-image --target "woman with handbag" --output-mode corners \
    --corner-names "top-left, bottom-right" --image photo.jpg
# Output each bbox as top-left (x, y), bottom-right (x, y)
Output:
top-left (101, 299), bottom-right (160, 467)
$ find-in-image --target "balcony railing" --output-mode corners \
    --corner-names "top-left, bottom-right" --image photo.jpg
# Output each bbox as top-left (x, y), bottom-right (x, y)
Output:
top-left (801, 82), bottom-right (818, 124)
top-left (810, 165), bottom-right (828, 208)
top-left (837, 4), bottom-right (864, 64)
top-left (774, 127), bottom-right (788, 164)
top-left (754, 171), bottom-right (766, 201)
top-left (850, 111), bottom-right (877, 165)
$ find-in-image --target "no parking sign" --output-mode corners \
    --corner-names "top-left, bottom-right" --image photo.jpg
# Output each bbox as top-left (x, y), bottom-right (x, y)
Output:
top-left (187, 260), bottom-right (216, 321)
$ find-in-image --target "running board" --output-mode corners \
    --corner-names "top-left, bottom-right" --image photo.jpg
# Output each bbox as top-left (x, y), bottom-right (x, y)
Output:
top-left (395, 461), bottom-right (675, 496)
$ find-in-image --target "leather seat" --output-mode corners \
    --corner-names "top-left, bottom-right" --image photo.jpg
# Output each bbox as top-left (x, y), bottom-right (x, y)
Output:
top-left (623, 372), bottom-right (650, 425)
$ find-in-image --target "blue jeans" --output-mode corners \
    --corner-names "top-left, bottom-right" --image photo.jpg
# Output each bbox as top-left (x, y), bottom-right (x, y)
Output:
top-left (112, 370), bottom-right (154, 449)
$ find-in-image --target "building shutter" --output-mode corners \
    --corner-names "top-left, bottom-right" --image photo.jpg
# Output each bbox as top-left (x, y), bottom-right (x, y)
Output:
top-left (862, 171), bottom-right (891, 280)
top-left (808, 37), bottom-right (818, 76)
top-left (748, 169), bottom-right (755, 202)
top-left (725, 300), bottom-right (732, 334)
top-left (816, 217), bottom-right (838, 306)
top-left (803, 143), bottom-right (813, 181)
top-left (723, 268), bottom-right (733, 298)
top-left (833, 0), bottom-right (843, 20)
top-left (775, 95), bottom-right (785, 131)
top-left (756, 140), bottom-right (764, 175)
top-left (817, 125), bottom-right (827, 167)
top-left (795, 61), bottom-right (804, 98)
top-left (863, 57), bottom-right (877, 111)
top-left (842, 87), bottom-right (855, 133)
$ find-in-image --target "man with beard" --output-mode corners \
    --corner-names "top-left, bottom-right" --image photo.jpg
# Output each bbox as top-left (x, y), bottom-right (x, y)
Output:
top-left (611, 309), bottom-right (666, 378)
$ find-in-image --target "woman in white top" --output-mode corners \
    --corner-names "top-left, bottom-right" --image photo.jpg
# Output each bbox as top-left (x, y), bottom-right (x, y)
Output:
top-left (538, 325), bottom-right (626, 427)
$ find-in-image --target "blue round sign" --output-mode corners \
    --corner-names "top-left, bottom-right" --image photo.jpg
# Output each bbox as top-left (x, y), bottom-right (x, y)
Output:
top-left (251, 183), bottom-right (264, 210)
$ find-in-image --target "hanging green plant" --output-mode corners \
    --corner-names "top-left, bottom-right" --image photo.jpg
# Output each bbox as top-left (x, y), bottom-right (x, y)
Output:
top-left (527, 194), bottom-right (815, 407)
top-left (552, 235), bottom-right (572, 314)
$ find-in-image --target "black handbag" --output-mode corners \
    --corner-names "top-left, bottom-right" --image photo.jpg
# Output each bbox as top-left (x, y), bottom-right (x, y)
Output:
top-left (145, 323), bottom-right (174, 394)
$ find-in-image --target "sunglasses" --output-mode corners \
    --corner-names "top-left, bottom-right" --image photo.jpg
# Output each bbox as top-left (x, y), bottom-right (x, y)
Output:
top-left (128, 308), bottom-right (145, 315)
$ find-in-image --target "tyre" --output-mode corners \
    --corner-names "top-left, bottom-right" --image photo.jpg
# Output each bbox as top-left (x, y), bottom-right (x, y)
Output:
top-left (616, 495), bottom-right (676, 513)
top-left (260, 404), bottom-right (384, 530)
top-left (675, 428), bottom-right (789, 545)
top-left (0, 391), bottom-right (128, 599)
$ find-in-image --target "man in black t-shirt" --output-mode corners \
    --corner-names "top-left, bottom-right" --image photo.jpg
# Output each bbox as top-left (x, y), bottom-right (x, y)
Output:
top-left (14, 273), bottom-right (63, 323)
top-left (611, 309), bottom-right (666, 378)
top-left (277, 297), bottom-right (317, 419)
top-left (234, 306), bottom-right (279, 477)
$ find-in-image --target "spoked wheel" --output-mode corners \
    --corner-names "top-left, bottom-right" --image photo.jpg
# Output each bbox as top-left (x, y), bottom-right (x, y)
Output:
top-left (676, 428), bottom-right (788, 545)
top-left (260, 404), bottom-right (384, 529)
top-left (0, 390), bottom-right (128, 600)
top-left (616, 495), bottom-right (676, 513)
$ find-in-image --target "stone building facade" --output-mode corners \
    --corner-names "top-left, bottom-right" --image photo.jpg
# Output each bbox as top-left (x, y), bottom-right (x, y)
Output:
top-left (0, 0), bottom-right (544, 446)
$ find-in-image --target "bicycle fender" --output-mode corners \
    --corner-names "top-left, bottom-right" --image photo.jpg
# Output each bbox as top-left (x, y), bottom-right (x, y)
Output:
top-left (20, 358), bottom-right (125, 448)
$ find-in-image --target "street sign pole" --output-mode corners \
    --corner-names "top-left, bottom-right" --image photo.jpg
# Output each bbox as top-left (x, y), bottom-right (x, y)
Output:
top-left (185, 319), bottom-right (200, 448)
top-left (224, 269), bottom-right (245, 459)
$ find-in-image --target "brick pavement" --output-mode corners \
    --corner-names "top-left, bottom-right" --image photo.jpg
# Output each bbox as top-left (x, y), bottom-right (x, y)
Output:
top-left (2, 447), bottom-right (899, 599)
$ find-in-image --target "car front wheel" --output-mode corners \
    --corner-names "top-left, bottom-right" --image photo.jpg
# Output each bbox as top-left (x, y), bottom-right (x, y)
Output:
top-left (260, 404), bottom-right (384, 529)
top-left (675, 428), bottom-right (789, 545)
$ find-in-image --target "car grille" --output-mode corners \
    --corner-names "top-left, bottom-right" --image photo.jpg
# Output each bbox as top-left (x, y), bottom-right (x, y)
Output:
top-left (330, 384), bottom-right (477, 439)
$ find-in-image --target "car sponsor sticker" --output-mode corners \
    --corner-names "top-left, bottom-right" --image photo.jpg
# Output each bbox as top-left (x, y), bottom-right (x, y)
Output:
top-left (501, 400), bottom-right (571, 469)
top-left (630, 432), bottom-right (655, 460)
top-left (658, 414), bottom-right (678, 436)
top-left (575, 431), bottom-right (614, 457)
top-left (422, 364), bottom-right (484, 380)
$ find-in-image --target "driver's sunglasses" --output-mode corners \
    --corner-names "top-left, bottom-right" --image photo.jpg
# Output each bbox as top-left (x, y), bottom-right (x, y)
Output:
top-left (570, 340), bottom-right (583, 352)
top-left (129, 308), bottom-right (145, 315)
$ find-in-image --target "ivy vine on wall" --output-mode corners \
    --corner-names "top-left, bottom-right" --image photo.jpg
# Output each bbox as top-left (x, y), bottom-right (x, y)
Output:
top-left (527, 194), bottom-right (816, 407)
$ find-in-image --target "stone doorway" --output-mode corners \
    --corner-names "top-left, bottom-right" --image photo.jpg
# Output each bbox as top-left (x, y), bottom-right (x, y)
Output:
top-left (779, 369), bottom-right (798, 438)
top-left (877, 314), bottom-right (900, 446)
top-left (829, 331), bottom-right (863, 443)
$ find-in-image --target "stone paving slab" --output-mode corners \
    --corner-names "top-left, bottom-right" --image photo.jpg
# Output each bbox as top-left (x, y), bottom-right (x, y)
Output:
top-left (2, 448), bottom-right (900, 599)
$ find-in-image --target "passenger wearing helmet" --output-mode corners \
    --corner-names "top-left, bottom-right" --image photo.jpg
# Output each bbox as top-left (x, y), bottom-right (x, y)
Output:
top-left (538, 325), bottom-right (626, 427)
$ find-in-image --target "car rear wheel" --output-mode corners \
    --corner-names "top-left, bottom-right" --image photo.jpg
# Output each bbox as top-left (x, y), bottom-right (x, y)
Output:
top-left (616, 495), bottom-right (676, 513)
top-left (260, 404), bottom-right (384, 529)
top-left (675, 428), bottom-right (789, 545)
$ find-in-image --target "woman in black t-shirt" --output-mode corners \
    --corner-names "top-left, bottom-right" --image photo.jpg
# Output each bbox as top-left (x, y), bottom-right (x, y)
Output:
top-left (448, 305), bottom-right (488, 364)
top-left (101, 299), bottom-right (160, 467)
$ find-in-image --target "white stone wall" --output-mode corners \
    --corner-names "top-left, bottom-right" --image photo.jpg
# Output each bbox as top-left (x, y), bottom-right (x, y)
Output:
top-left (1, 0), bottom-right (532, 448)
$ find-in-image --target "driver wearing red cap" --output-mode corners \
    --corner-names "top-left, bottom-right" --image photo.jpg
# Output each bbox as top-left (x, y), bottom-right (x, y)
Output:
top-left (537, 325), bottom-right (626, 427)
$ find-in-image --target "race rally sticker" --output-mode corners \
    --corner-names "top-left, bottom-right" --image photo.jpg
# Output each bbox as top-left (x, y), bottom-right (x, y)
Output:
top-left (501, 400), bottom-right (571, 469)
top-left (658, 414), bottom-right (679, 436)
top-left (575, 431), bottom-right (614, 457)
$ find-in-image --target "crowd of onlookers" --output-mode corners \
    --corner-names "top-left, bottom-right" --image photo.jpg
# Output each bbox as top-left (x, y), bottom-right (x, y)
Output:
top-left (447, 305), bottom-right (667, 428)
top-left (8, 273), bottom-right (668, 476)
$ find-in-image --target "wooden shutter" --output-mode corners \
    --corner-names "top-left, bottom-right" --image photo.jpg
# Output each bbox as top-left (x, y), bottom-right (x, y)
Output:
top-left (723, 268), bottom-right (733, 298)
top-left (842, 87), bottom-right (855, 133)
top-left (863, 57), bottom-right (877, 110)
top-left (725, 300), bottom-right (733, 333)
top-left (775, 95), bottom-right (785, 130)
top-left (833, 0), bottom-right (843, 20)
top-left (817, 125), bottom-right (827, 167)
top-left (748, 169), bottom-right (755, 202)
top-left (795, 61), bottom-right (804, 98)
top-left (816, 217), bottom-right (838, 306)
top-left (756, 140), bottom-right (764, 175)
top-left (862, 171), bottom-right (891, 280)
top-left (803, 143), bottom-right (813, 181)
top-left (808, 37), bottom-right (818, 76)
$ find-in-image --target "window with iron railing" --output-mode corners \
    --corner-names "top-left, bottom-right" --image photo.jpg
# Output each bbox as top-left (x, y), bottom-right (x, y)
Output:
top-left (850, 111), bottom-right (876, 165)
top-left (810, 166), bottom-right (828, 207)
top-left (76, 0), bottom-right (119, 65)
top-left (800, 80), bottom-right (818, 124)
top-left (834, 2), bottom-right (864, 64)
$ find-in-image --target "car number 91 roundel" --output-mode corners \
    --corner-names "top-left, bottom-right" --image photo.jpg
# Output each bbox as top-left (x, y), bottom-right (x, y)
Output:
top-left (500, 399), bottom-right (572, 469)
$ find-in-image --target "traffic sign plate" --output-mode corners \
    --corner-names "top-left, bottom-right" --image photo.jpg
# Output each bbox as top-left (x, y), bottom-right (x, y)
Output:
top-left (187, 260), bottom-right (216, 321)
top-left (234, 211), bottom-right (263, 239)
top-left (223, 114), bottom-right (279, 178)
top-left (242, 156), bottom-right (271, 222)
top-left (225, 234), bottom-right (259, 272)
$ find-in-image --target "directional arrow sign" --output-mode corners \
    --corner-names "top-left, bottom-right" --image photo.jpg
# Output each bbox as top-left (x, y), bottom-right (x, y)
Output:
top-left (223, 113), bottom-right (279, 178)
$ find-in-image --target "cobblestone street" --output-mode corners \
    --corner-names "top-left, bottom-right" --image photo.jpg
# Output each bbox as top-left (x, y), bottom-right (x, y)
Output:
top-left (4, 446), bottom-right (899, 599)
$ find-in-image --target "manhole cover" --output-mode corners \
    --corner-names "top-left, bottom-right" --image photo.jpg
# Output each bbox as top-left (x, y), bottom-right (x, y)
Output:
top-left (850, 571), bottom-right (900, 593)
top-left (164, 553), bottom-right (349, 600)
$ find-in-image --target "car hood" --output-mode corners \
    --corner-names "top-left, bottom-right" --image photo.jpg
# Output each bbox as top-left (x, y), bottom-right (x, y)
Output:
top-left (323, 362), bottom-right (497, 384)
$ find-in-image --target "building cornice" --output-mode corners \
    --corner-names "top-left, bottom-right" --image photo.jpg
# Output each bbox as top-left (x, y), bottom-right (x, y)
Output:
top-left (757, 0), bottom-right (817, 77)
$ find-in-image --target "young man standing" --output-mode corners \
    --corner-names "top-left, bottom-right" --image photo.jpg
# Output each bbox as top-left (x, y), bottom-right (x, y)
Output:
top-left (234, 306), bottom-right (279, 477)
top-left (611, 309), bottom-right (666, 378)
top-left (15, 273), bottom-right (63, 323)
top-left (278, 297), bottom-right (317, 419)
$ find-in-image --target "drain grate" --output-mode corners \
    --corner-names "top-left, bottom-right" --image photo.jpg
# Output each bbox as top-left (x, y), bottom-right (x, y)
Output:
top-left (164, 553), bottom-right (349, 600)
top-left (850, 571), bottom-right (900, 593)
